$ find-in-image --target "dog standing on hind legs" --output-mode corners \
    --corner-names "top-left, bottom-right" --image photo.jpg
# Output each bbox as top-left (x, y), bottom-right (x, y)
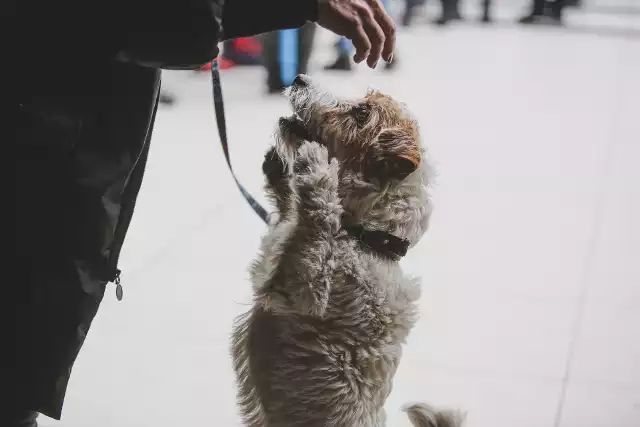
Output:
top-left (231, 75), bottom-right (464, 427)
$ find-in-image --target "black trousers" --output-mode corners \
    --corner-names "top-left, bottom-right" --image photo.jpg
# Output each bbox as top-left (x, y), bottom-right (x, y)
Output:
top-left (481, 0), bottom-right (492, 16)
top-left (15, 69), bottom-right (159, 419)
top-left (261, 23), bottom-right (316, 90)
top-left (438, 0), bottom-right (494, 18)
top-left (439, 0), bottom-right (460, 18)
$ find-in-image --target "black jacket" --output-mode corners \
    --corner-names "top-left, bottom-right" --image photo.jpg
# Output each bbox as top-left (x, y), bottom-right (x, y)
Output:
top-left (16, 0), bottom-right (317, 418)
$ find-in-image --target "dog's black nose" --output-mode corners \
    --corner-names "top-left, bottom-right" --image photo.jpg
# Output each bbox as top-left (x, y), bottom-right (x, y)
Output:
top-left (293, 75), bottom-right (309, 87)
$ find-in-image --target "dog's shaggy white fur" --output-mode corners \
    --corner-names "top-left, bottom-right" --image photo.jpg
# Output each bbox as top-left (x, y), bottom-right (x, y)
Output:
top-left (231, 75), bottom-right (463, 427)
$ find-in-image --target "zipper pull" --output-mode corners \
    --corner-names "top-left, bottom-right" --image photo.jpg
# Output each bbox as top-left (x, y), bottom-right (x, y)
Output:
top-left (113, 269), bottom-right (123, 301)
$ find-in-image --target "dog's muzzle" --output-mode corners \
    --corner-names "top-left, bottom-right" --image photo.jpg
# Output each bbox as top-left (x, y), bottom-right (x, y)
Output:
top-left (292, 74), bottom-right (310, 88)
top-left (279, 115), bottom-right (311, 141)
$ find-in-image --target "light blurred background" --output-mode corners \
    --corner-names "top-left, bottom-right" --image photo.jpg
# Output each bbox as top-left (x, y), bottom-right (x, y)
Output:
top-left (41, 1), bottom-right (639, 426)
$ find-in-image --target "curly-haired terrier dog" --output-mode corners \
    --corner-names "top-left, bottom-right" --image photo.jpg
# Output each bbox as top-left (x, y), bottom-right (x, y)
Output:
top-left (231, 75), bottom-right (463, 427)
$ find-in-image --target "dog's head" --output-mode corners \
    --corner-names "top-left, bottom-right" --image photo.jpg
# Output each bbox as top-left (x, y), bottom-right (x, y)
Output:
top-left (278, 75), bottom-right (434, 246)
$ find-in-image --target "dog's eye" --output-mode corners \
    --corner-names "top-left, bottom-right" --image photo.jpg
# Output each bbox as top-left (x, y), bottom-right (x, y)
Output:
top-left (352, 105), bottom-right (371, 125)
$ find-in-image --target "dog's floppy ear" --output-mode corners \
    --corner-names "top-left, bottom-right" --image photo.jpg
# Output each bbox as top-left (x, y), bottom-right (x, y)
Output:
top-left (366, 127), bottom-right (421, 183)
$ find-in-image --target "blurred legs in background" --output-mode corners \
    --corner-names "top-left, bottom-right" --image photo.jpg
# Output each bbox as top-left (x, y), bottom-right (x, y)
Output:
top-left (402, 0), bottom-right (427, 27)
top-left (518, 0), bottom-right (567, 25)
top-left (404, 0), bottom-right (492, 27)
top-left (324, 36), bottom-right (354, 71)
top-left (481, 0), bottom-right (492, 23)
top-left (261, 23), bottom-right (316, 94)
top-left (434, 0), bottom-right (463, 26)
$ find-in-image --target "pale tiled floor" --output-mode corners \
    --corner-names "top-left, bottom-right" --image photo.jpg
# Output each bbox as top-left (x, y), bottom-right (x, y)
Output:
top-left (41, 11), bottom-right (639, 427)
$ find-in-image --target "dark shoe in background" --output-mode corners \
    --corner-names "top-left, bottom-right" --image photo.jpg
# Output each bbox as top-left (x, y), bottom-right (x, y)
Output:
top-left (547, 15), bottom-right (564, 26)
top-left (433, 10), bottom-right (463, 26)
top-left (549, 0), bottom-right (566, 23)
top-left (159, 92), bottom-right (176, 106)
top-left (324, 54), bottom-right (352, 72)
top-left (519, 0), bottom-right (565, 25)
top-left (517, 12), bottom-right (563, 26)
top-left (518, 13), bottom-right (541, 24)
top-left (433, 15), bottom-right (451, 26)
top-left (480, 0), bottom-right (492, 23)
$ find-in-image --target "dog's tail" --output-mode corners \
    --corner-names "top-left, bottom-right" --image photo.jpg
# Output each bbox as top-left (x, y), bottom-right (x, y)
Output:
top-left (403, 402), bottom-right (465, 427)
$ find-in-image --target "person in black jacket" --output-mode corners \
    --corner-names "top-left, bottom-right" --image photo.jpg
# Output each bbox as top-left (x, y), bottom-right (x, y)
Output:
top-left (15, 1), bottom-right (396, 426)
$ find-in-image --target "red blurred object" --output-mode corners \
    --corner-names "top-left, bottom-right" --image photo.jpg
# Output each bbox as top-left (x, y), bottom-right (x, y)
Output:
top-left (197, 62), bottom-right (213, 71)
top-left (218, 57), bottom-right (237, 69)
top-left (196, 57), bottom-right (237, 72)
top-left (234, 37), bottom-right (262, 56)
top-left (195, 36), bottom-right (262, 72)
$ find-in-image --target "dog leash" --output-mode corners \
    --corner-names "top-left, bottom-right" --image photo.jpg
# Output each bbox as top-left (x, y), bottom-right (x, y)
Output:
top-left (210, 59), bottom-right (269, 224)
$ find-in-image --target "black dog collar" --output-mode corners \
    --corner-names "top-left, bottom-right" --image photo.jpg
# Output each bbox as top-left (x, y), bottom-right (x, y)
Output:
top-left (344, 225), bottom-right (410, 261)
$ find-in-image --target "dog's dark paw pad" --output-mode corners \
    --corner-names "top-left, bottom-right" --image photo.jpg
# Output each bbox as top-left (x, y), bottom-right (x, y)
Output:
top-left (263, 147), bottom-right (287, 181)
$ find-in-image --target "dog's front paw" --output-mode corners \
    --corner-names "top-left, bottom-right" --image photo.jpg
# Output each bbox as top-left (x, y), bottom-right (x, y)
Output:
top-left (293, 141), bottom-right (329, 174)
top-left (292, 142), bottom-right (341, 219)
top-left (263, 146), bottom-right (289, 186)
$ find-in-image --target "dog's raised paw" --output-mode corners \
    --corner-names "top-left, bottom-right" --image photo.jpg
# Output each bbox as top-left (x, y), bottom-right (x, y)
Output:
top-left (263, 146), bottom-right (289, 184)
top-left (293, 141), bottom-right (329, 174)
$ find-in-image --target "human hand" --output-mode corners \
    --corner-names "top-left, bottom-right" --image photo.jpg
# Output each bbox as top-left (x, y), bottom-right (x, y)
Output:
top-left (317, 0), bottom-right (396, 68)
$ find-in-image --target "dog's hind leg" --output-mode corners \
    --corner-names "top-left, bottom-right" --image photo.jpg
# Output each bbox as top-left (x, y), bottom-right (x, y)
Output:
top-left (404, 403), bottom-right (465, 427)
top-left (256, 141), bottom-right (343, 317)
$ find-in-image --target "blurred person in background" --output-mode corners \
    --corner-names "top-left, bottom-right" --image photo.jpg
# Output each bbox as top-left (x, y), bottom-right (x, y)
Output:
top-left (325, 33), bottom-right (358, 71)
top-left (326, 0), bottom-right (396, 71)
top-left (402, 0), bottom-right (427, 27)
top-left (15, 0), bottom-right (396, 426)
top-left (405, 0), bottom-right (492, 26)
top-left (262, 23), bottom-right (317, 94)
top-left (518, 0), bottom-right (568, 25)
top-left (480, 0), bottom-right (493, 23)
top-left (433, 0), bottom-right (463, 25)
